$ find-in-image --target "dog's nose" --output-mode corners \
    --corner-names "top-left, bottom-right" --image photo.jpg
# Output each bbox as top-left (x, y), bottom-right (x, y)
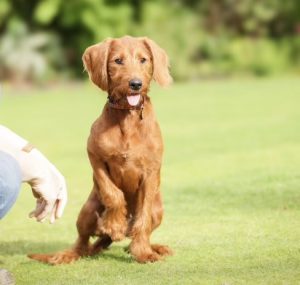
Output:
top-left (129, 79), bottom-right (142, 91)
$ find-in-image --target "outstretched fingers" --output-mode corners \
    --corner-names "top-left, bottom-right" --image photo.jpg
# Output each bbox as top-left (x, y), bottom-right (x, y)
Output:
top-left (35, 199), bottom-right (56, 222)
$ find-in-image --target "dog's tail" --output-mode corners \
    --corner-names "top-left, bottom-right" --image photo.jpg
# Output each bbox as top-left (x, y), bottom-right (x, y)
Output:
top-left (27, 249), bottom-right (81, 265)
top-left (28, 235), bottom-right (112, 265)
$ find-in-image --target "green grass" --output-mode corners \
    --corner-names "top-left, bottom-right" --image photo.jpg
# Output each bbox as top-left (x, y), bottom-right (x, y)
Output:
top-left (1, 77), bottom-right (300, 285)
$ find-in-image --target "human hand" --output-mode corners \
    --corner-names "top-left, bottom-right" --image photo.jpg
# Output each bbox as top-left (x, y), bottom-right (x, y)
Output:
top-left (27, 150), bottom-right (68, 223)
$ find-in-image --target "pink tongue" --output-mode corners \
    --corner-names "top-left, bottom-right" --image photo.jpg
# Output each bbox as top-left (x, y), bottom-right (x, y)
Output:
top-left (127, 95), bottom-right (141, 106)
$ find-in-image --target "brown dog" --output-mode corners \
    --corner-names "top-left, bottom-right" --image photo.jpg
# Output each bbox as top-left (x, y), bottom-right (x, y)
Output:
top-left (28, 36), bottom-right (173, 264)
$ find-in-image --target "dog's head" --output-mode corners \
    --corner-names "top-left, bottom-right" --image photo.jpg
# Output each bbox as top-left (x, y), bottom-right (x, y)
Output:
top-left (82, 36), bottom-right (172, 107)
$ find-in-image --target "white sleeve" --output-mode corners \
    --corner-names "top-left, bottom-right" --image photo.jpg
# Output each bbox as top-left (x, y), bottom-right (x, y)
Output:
top-left (0, 125), bottom-right (28, 152)
top-left (0, 125), bottom-right (40, 182)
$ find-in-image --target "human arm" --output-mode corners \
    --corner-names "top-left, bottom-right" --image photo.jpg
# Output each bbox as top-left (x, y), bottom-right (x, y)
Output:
top-left (0, 125), bottom-right (67, 223)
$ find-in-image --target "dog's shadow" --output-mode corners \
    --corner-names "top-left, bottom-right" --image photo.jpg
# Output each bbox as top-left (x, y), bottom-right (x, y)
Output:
top-left (89, 251), bottom-right (133, 263)
top-left (0, 240), bottom-right (133, 264)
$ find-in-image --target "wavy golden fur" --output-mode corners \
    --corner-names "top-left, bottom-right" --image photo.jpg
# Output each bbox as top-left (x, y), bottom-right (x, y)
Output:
top-left (28, 36), bottom-right (173, 264)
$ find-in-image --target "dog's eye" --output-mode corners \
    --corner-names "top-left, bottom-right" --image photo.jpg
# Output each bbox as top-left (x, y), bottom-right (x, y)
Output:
top-left (140, 58), bottom-right (147, 64)
top-left (115, 58), bottom-right (123, 65)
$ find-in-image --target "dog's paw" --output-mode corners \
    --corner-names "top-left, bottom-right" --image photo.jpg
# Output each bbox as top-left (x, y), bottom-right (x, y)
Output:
top-left (133, 251), bottom-right (162, 263)
top-left (129, 242), bottom-right (163, 263)
top-left (151, 244), bottom-right (173, 257)
top-left (97, 211), bottom-right (127, 241)
top-left (102, 226), bottom-right (126, 241)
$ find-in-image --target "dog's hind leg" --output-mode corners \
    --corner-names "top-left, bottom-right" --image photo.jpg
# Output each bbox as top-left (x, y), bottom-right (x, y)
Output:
top-left (150, 192), bottom-right (173, 258)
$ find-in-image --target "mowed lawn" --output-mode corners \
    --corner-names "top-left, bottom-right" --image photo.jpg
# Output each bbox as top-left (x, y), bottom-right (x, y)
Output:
top-left (0, 78), bottom-right (300, 285)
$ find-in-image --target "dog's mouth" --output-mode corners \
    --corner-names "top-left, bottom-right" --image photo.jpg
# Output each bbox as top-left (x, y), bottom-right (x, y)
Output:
top-left (127, 93), bottom-right (141, 106)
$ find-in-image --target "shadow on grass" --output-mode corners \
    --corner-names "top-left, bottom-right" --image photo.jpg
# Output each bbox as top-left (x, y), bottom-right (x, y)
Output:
top-left (0, 240), bottom-right (134, 264)
top-left (90, 250), bottom-right (134, 264)
top-left (0, 240), bottom-right (71, 256)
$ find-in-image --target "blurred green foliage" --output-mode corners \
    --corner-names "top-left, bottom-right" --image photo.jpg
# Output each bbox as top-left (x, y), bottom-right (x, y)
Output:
top-left (0, 0), bottom-right (300, 81)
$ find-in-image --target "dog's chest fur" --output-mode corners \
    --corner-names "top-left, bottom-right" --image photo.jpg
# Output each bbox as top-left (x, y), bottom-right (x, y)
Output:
top-left (88, 105), bottom-right (163, 193)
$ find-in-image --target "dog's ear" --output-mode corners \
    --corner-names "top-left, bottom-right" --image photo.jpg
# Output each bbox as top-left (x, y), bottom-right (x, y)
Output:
top-left (82, 39), bottom-right (112, 91)
top-left (143, 38), bottom-right (173, 87)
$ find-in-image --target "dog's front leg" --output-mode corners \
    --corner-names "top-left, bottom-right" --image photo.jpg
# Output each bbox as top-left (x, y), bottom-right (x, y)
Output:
top-left (129, 171), bottom-right (162, 263)
top-left (89, 153), bottom-right (127, 241)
